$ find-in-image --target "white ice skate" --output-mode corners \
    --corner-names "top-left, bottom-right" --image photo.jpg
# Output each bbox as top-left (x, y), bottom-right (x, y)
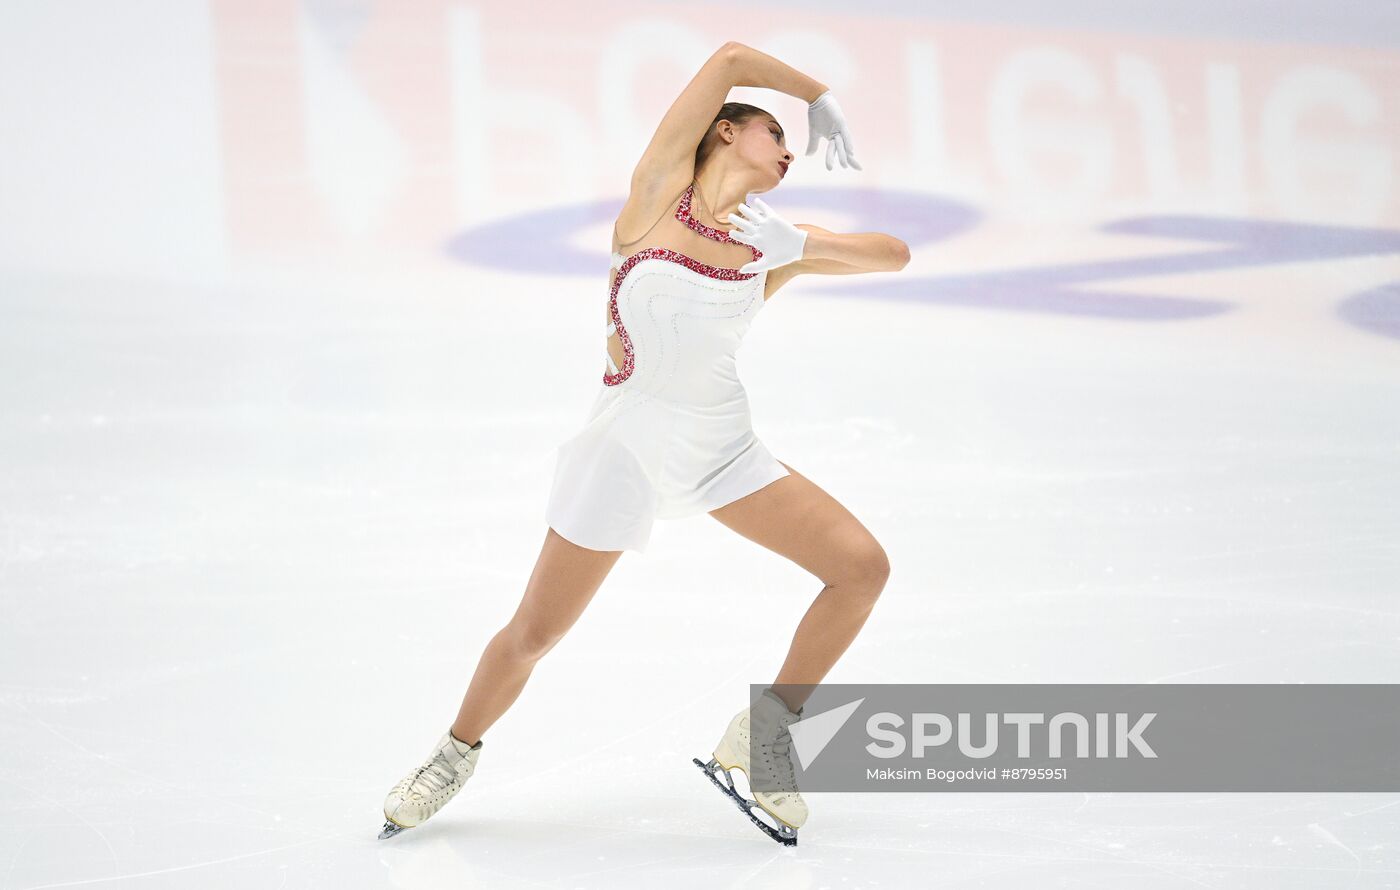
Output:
top-left (379, 729), bottom-right (483, 839)
top-left (694, 688), bottom-right (808, 845)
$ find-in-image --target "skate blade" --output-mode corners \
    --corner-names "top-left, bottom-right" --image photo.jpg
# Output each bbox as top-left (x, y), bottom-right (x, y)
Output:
top-left (692, 757), bottom-right (798, 846)
top-left (378, 819), bottom-right (408, 840)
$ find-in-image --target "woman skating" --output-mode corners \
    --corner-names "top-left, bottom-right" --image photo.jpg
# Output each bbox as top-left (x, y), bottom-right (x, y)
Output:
top-left (381, 40), bottom-right (908, 846)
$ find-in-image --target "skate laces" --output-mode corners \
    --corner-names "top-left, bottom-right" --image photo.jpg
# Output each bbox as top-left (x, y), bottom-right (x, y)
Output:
top-left (410, 750), bottom-right (459, 796)
top-left (759, 714), bottom-right (798, 794)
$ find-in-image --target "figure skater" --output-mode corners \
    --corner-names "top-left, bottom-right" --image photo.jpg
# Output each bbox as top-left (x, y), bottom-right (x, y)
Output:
top-left (381, 40), bottom-right (908, 846)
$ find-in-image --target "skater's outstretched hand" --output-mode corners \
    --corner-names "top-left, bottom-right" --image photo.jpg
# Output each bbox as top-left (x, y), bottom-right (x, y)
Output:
top-left (805, 90), bottom-right (862, 171)
top-left (728, 197), bottom-right (807, 274)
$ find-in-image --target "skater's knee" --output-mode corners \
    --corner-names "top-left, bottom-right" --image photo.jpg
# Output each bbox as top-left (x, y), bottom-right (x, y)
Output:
top-left (501, 620), bottom-right (564, 662)
top-left (830, 536), bottom-right (890, 601)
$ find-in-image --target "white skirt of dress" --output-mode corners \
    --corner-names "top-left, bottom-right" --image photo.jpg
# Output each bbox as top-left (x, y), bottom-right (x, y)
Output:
top-left (544, 385), bottom-right (790, 553)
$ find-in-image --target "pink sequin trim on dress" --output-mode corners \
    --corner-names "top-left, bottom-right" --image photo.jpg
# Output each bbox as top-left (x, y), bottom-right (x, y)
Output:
top-left (602, 185), bottom-right (764, 387)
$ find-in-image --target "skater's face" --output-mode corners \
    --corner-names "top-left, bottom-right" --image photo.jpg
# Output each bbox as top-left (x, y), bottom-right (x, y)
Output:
top-left (722, 116), bottom-right (792, 192)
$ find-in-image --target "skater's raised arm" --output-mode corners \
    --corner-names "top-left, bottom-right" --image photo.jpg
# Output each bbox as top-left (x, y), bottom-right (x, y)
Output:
top-left (727, 42), bottom-right (829, 106)
top-left (629, 42), bottom-right (827, 192)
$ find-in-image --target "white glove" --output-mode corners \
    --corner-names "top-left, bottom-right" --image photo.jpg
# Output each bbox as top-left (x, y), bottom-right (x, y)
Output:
top-left (805, 90), bottom-right (862, 171)
top-left (727, 196), bottom-right (808, 274)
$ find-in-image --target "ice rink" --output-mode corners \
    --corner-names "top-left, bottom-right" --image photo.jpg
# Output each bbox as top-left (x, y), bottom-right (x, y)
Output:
top-left (3, 1), bottom-right (1399, 887)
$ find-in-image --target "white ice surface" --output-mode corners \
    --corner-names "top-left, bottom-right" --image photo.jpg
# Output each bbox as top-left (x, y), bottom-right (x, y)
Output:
top-left (3, 251), bottom-right (1399, 888)
top-left (3, 0), bottom-right (1400, 886)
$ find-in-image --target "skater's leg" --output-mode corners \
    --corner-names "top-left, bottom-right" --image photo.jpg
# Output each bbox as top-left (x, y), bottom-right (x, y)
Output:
top-left (708, 461), bottom-right (890, 713)
top-left (449, 527), bottom-right (623, 744)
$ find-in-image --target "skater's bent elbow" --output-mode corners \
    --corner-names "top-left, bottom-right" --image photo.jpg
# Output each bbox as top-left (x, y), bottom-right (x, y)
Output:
top-left (892, 239), bottom-right (911, 270)
top-left (873, 235), bottom-right (910, 271)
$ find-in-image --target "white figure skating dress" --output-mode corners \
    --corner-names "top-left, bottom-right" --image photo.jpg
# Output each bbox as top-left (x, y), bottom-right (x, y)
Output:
top-left (545, 182), bottom-right (790, 553)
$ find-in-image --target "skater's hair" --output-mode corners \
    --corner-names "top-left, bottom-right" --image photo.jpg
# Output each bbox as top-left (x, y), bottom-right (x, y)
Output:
top-left (695, 102), bottom-right (778, 173)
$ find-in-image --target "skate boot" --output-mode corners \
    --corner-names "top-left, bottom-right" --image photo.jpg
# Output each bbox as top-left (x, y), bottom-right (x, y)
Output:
top-left (379, 729), bottom-right (483, 839)
top-left (694, 688), bottom-right (807, 845)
